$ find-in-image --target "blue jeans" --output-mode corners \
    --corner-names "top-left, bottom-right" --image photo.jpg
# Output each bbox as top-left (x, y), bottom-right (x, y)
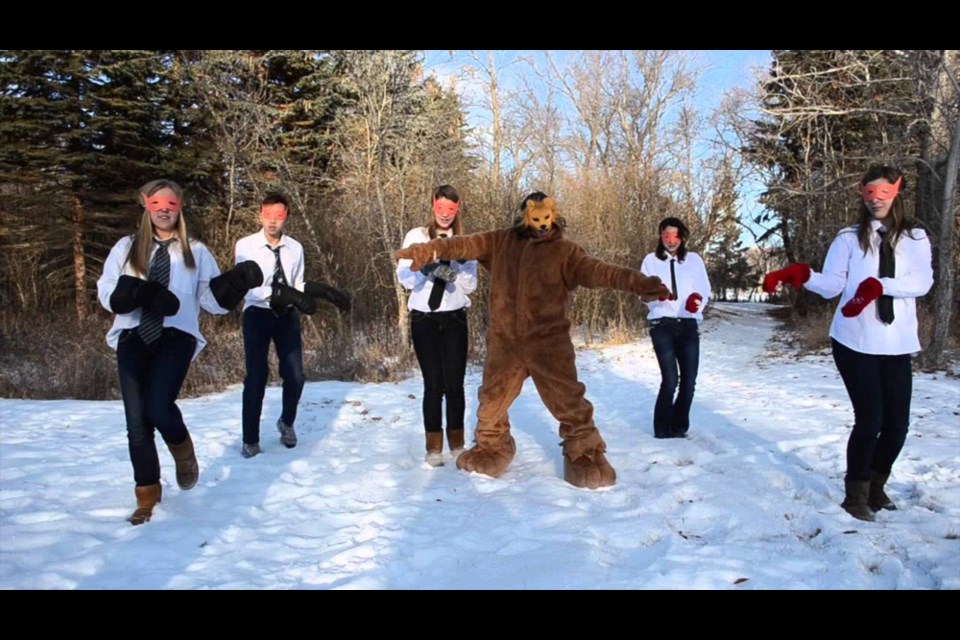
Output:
top-left (649, 318), bottom-right (700, 438)
top-left (832, 339), bottom-right (912, 481)
top-left (242, 307), bottom-right (305, 445)
top-left (116, 327), bottom-right (197, 486)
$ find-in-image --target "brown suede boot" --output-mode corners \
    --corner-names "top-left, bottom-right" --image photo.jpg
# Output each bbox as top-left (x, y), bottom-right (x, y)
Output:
top-left (167, 432), bottom-right (199, 490)
top-left (841, 479), bottom-right (875, 522)
top-left (868, 470), bottom-right (897, 511)
top-left (447, 430), bottom-right (466, 458)
top-left (457, 435), bottom-right (516, 477)
top-left (425, 431), bottom-right (444, 467)
top-left (563, 449), bottom-right (617, 489)
top-left (128, 484), bottom-right (162, 526)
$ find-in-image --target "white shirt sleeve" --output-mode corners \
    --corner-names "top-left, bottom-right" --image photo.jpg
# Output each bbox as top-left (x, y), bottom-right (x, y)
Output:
top-left (97, 237), bottom-right (134, 313)
top-left (805, 233), bottom-right (850, 300)
top-left (639, 253), bottom-right (653, 277)
top-left (639, 253), bottom-right (660, 307)
top-left (693, 253), bottom-right (712, 301)
top-left (397, 228), bottom-right (427, 291)
top-left (291, 244), bottom-right (306, 293)
top-left (196, 244), bottom-right (229, 315)
top-left (879, 230), bottom-right (934, 298)
top-left (453, 260), bottom-right (478, 295)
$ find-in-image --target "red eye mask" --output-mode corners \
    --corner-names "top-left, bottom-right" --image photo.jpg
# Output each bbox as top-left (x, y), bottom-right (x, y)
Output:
top-left (261, 204), bottom-right (288, 222)
top-left (433, 199), bottom-right (460, 217)
top-left (145, 196), bottom-right (181, 213)
top-left (862, 177), bottom-right (901, 202)
top-left (661, 232), bottom-right (681, 243)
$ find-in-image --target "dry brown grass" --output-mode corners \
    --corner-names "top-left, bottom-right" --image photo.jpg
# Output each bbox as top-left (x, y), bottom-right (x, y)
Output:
top-left (770, 300), bottom-right (959, 374)
top-left (0, 308), bottom-right (423, 400)
top-left (0, 311), bottom-right (119, 400)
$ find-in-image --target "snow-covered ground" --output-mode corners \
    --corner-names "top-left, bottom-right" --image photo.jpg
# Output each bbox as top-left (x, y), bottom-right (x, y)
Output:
top-left (1, 302), bottom-right (958, 589)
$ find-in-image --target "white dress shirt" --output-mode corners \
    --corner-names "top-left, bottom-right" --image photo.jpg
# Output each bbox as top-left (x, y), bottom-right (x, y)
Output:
top-left (97, 235), bottom-right (228, 359)
top-left (235, 230), bottom-right (306, 312)
top-left (805, 220), bottom-right (933, 355)
top-left (640, 251), bottom-right (712, 323)
top-left (396, 227), bottom-right (478, 312)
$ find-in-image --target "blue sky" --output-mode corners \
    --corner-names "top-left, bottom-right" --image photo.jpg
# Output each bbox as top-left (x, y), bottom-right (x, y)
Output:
top-left (423, 51), bottom-right (774, 246)
top-left (689, 50), bottom-right (771, 111)
top-left (423, 50), bottom-right (770, 130)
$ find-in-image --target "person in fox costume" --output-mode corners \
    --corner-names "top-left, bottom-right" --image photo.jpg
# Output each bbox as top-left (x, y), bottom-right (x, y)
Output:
top-left (395, 192), bottom-right (668, 488)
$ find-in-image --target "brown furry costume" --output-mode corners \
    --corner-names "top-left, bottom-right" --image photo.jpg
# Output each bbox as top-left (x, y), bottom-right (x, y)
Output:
top-left (395, 198), bottom-right (666, 488)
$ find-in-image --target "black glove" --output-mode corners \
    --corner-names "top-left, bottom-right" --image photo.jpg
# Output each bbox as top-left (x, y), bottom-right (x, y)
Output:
top-left (229, 260), bottom-right (264, 289)
top-left (272, 282), bottom-right (318, 315)
top-left (304, 282), bottom-right (352, 313)
top-left (420, 262), bottom-right (440, 277)
top-left (110, 275), bottom-right (179, 316)
top-left (432, 264), bottom-right (457, 283)
top-left (210, 261), bottom-right (264, 310)
top-left (139, 281), bottom-right (180, 316)
top-left (109, 275), bottom-right (145, 314)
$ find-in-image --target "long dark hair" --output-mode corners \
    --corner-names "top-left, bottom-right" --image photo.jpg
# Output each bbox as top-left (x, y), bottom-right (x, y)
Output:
top-left (655, 217), bottom-right (689, 261)
top-left (426, 184), bottom-right (463, 239)
top-left (853, 165), bottom-right (922, 255)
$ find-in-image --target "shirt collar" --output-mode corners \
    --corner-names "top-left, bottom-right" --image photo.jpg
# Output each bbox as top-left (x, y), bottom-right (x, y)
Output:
top-left (262, 229), bottom-right (285, 249)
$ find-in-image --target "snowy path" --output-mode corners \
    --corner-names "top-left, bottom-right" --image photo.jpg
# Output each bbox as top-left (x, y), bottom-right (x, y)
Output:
top-left (2, 302), bottom-right (958, 589)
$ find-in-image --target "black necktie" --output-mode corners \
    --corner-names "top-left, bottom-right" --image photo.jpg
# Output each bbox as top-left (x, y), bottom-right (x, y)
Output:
top-left (428, 260), bottom-right (450, 311)
top-left (270, 245), bottom-right (291, 316)
top-left (137, 240), bottom-right (172, 345)
top-left (271, 246), bottom-right (287, 286)
top-left (877, 229), bottom-right (895, 324)
top-left (669, 259), bottom-right (678, 301)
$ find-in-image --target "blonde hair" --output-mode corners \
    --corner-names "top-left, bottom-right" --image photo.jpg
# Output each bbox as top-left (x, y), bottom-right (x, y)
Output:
top-left (127, 179), bottom-right (195, 276)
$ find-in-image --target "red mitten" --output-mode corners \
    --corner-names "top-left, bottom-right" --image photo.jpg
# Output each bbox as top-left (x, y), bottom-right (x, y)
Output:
top-left (685, 293), bottom-right (703, 313)
top-left (762, 263), bottom-right (811, 293)
top-left (655, 283), bottom-right (672, 301)
top-left (841, 277), bottom-right (883, 318)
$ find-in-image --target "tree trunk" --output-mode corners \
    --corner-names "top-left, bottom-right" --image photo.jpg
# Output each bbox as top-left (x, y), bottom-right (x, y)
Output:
top-left (926, 118), bottom-right (958, 367)
top-left (920, 51), bottom-right (959, 369)
top-left (72, 196), bottom-right (88, 321)
top-left (488, 50), bottom-right (502, 196)
top-left (396, 282), bottom-right (409, 346)
top-left (226, 157), bottom-right (236, 236)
